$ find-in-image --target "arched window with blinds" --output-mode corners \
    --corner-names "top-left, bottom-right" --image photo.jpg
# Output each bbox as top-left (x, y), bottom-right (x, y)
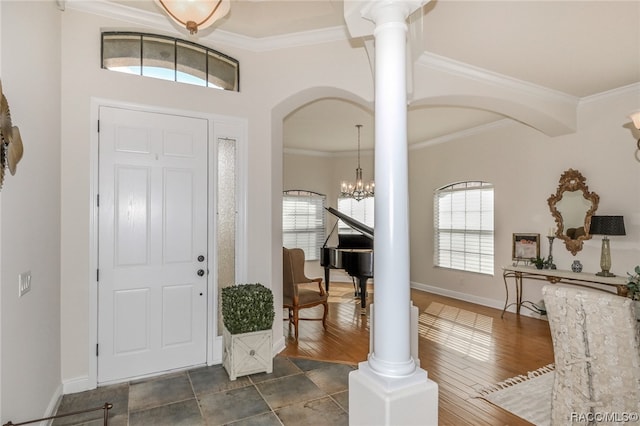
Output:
top-left (434, 181), bottom-right (494, 275)
top-left (282, 190), bottom-right (326, 261)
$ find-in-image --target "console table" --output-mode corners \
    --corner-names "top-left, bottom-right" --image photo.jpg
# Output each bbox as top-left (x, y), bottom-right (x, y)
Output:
top-left (502, 265), bottom-right (628, 317)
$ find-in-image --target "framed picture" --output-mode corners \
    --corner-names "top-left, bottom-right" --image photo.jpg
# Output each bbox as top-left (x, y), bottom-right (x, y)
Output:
top-left (512, 233), bottom-right (540, 261)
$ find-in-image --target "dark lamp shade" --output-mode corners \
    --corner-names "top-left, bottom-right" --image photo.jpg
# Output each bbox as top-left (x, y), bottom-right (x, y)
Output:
top-left (589, 215), bottom-right (626, 236)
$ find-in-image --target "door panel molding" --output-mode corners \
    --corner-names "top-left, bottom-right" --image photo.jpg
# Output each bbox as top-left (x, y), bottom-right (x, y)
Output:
top-left (98, 106), bottom-right (208, 383)
top-left (85, 98), bottom-right (248, 390)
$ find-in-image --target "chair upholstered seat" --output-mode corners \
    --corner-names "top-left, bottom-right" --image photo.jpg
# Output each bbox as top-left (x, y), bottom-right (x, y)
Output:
top-left (283, 287), bottom-right (326, 306)
top-left (542, 285), bottom-right (640, 425)
top-left (282, 247), bottom-right (328, 340)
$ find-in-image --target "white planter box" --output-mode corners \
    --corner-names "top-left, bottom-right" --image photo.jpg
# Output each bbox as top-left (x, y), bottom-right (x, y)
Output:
top-left (222, 327), bottom-right (273, 380)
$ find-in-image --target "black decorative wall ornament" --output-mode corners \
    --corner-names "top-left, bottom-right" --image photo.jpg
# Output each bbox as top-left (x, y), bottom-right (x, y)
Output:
top-left (0, 80), bottom-right (24, 190)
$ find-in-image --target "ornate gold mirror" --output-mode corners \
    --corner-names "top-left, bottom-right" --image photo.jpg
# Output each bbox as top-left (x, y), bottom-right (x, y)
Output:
top-left (547, 169), bottom-right (599, 255)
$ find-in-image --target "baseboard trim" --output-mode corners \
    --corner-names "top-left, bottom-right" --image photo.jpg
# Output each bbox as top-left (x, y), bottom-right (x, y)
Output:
top-left (62, 375), bottom-right (92, 394)
top-left (44, 383), bottom-right (64, 423)
top-left (410, 281), bottom-right (544, 319)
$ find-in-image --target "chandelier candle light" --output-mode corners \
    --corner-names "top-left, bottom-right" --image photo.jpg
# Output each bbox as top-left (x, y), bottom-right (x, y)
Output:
top-left (341, 124), bottom-right (374, 201)
top-left (154, 0), bottom-right (230, 35)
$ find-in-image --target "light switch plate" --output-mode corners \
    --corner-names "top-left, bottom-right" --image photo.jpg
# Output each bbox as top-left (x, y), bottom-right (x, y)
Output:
top-left (19, 271), bottom-right (31, 297)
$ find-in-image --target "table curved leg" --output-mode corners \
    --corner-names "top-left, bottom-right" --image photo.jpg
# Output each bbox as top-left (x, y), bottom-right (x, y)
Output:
top-left (502, 271), bottom-right (524, 318)
top-left (515, 272), bottom-right (522, 315)
top-left (501, 272), bottom-right (511, 318)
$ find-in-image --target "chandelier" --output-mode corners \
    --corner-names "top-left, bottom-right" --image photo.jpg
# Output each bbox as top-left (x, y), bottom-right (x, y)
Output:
top-left (155, 0), bottom-right (230, 35)
top-left (341, 124), bottom-right (374, 201)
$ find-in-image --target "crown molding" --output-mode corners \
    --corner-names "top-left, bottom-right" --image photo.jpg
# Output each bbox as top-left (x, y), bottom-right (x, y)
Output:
top-left (65, 0), bottom-right (350, 52)
top-left (64, 0), bottom-right (590, 107)
top-left (283, 148), bottom-right (334, 157)
top-left (416, 51), bottom-right (579, 107)
top-left (66, 0), bottom-right (169, 29)
top-left (205, 25), bottom-right (350, 52)
top-left (284, 147), bottom-right (375, 157)
top-left (579, 82), bottom-right (640, 106)
top-left (409, 119), bottom-right (514, 151)
top-left (285, 121), bottom-right (515, 156)
top-left (286, 120), bottom-right (515, 155)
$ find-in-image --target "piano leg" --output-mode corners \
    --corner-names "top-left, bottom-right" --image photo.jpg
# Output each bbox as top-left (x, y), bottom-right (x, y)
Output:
top-left (356, 276), bottom-right (367, 313)
top-left (323, 267), bottom-right (331, 293)
top-left (351, 277), bottom-right (358, 297)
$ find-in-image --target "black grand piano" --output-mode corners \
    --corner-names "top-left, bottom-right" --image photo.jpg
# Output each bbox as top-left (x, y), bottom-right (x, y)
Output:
top-left (320, 207), bottom-right (373, 311)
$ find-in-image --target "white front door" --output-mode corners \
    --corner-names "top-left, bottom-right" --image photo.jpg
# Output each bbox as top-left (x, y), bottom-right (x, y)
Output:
top-left (97, 106), bottom-right (208, 383)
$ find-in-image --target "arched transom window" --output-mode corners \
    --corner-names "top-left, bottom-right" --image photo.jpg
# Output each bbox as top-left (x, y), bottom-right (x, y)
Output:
top-left (101, 32), bottom-right (239, 91)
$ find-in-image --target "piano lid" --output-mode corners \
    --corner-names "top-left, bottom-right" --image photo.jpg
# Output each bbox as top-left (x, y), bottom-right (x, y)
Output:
top-left (325, 207), bottom-right (374, 240)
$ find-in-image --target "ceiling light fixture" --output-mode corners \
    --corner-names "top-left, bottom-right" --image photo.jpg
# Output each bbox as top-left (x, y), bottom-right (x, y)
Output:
top-left (155, 0), bottom-right (230, 35)
top-left (341, 124), bottom-right (374, 202)
top-left (629, 110), bottom-right (640, 150)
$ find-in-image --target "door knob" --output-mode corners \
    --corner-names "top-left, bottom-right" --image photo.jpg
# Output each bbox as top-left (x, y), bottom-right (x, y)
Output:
top-left (197, 269), bottom-right (205, 277)
top-left (197, 255), bottom-right (205, 262)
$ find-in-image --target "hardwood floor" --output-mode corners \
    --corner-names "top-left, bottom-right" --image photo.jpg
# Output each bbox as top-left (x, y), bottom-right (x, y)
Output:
top-left (280, 282), bottom-right (554, 425)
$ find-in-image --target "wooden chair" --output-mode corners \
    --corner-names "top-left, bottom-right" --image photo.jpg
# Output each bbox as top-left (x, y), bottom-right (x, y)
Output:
top-left (542, 285), bottom-right (640, 425)
top-left (282, 247), bottom-right (328, 340)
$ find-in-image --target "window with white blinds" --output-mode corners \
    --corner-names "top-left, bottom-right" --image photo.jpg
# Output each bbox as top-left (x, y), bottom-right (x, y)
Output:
top-left (283, 190), bottom-right (326, 261)
top-left (434, 182), bottom-right (494, 275)
top-left (337, 197), bottom-right (374, 233)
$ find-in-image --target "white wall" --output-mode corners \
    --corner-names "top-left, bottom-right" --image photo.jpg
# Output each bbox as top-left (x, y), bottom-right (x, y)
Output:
top-left (59, 9), bottom-right (267, 384)
top-left (58, 7), bottom-right (373, 387)
top-left (1, 1), bottom-right (634, 410)
top-left (285, 86), bottom-right (640, 314)
top-left (408, 86), bottom-right (640, 309)
top-left (0, 1), bottom-right (62, 422)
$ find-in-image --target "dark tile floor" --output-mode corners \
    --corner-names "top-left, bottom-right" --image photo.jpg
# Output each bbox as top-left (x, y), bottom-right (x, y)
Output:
top-left (53, 357), bottom-right (353, 426)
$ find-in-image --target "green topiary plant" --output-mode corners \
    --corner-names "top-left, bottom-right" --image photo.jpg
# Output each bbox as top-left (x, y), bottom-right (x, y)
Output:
top-left (626, 265), bottom-right (640, 301)
top-left (221, 283), bottom-right (275, 334)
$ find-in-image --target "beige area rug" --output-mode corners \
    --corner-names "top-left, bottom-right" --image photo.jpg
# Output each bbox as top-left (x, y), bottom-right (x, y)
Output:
top-left (476, 364), bottom-right (555, 426)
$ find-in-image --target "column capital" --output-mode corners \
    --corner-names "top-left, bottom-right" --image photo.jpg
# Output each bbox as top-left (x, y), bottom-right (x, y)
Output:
top-left (344, 0), bottom-right (432, 38)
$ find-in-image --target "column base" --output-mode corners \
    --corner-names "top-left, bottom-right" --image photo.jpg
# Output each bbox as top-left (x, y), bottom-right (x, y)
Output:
top-left (349, 362), bottom-right (438, 426)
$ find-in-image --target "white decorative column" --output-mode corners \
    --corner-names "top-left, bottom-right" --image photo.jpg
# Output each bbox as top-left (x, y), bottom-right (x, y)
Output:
top-left (344, 1), bottom-right (438, 425)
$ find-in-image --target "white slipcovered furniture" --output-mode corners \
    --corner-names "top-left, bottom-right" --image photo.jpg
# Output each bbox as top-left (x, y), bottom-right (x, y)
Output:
top-left (542, 285), bottom-right (640, 425)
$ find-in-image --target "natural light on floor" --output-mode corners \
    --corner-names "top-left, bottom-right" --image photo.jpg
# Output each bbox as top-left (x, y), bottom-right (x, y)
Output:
top-left (418, 302), bottom-right (493, 361)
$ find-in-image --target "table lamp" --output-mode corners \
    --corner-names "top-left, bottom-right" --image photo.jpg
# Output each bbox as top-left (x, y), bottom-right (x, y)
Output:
top-left (589, 215), bottom-right (625, 277)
